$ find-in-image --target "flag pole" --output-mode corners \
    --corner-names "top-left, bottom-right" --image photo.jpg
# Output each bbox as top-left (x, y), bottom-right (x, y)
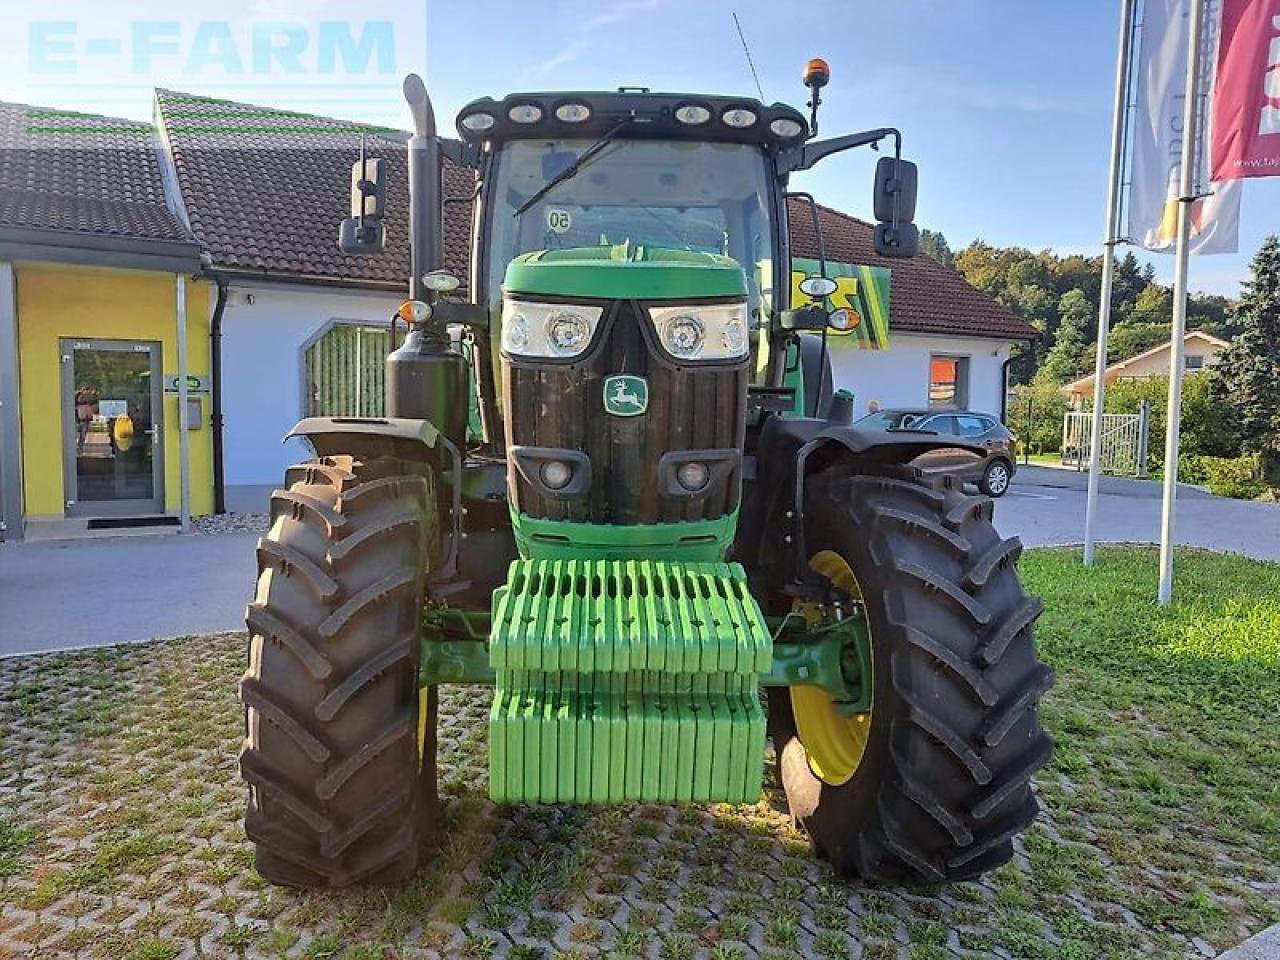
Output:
top-left (1158, 0), bottom-right (1207, 604)
top-left (1084, 0), bottom-right (1137, 566)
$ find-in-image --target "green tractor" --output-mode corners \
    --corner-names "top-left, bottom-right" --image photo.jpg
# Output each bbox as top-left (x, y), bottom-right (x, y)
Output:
top-left (241, 61), bottom-right (1053, 889)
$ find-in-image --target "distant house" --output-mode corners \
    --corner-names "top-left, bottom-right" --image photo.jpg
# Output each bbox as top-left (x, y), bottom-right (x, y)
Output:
top-left (1062, 330), bottom-right (1229, 401)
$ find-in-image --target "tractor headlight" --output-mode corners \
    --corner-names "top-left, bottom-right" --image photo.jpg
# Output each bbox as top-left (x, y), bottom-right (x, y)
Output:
top-left (650, 303), bottom-right (749, 361)
top-left (501, 298), bottom-right (603, 359)
top-left (546, 311), bottom-right (591, 353)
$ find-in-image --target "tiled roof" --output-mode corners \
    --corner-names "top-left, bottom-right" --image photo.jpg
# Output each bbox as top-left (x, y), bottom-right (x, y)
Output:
top-left (155, 89), bottom-right (472, 286)
top-left (0, 101), bottom-right (190, 243)
top-left (153, 90), bottom-right (1031, 341)
top-left (786, 199), bottom-right (1037, 341)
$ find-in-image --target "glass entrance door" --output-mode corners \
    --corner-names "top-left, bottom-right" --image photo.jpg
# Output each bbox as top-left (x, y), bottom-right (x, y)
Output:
top-left (61, 339), bottom-right (164, 516)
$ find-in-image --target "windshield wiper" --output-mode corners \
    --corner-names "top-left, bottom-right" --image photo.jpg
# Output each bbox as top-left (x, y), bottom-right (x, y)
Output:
top-left (513, 116), bottom-right (635, 217)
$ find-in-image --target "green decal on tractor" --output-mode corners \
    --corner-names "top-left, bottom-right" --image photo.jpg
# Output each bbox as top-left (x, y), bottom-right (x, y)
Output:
top-left (603, 375), bottom-right (648, 416)
top-left (241, 60), bottom-right (1053, 892)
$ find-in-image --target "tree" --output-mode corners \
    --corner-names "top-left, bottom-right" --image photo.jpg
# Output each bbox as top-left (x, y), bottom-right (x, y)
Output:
top-left (1039, 290), bottom-right (1093, 383)
top-left (1130, 283), bottom-right (1172, 325)
top-left (1210, 235), bottom-right (1280, 483)
top-left (920, 229), bottom-right (955, 269)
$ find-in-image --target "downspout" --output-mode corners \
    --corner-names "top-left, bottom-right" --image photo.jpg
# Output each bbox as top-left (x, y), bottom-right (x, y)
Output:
top-left (201, 255), bottom-right (230, 514)
top-left (1000, 354), bottom-right (1012, 425)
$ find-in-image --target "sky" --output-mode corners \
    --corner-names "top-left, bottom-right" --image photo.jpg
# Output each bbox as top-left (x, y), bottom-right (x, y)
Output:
top-left (0, 0), bottom-right (1275, 297)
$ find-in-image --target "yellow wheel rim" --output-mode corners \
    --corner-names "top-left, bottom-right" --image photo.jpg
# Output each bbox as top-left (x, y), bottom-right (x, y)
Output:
top-left (790, 550), bottom-right (873, 786)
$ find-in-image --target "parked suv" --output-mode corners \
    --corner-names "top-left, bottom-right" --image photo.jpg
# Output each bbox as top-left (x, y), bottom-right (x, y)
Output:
top-left (857, 408), bottom-right (1018, 496)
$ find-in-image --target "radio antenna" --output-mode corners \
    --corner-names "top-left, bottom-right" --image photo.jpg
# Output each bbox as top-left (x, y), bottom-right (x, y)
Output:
top-left (732, 12), bottom-right (765, 101)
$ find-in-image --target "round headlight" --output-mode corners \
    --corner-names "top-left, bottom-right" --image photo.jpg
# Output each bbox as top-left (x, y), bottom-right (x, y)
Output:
top-left (662, 314), bottom-right (705, 358)
top-left (460, 111), bottom-right (496, 133)
top-left (676, 461), bottom-right (710, 491)
top-left (508, 103), bottom-right (544, 124)
top-left (721, 107), bottom-right (758, 128)
top-left (505, 312), bottom-right (530, 351)
top-left (721, 315), bottom-right (748, 355)
top-left (546, 311), bottom-right (591, 354)
top-left (769, 117), bottom-right (805, 139)
top-left (539, 460), bottom-right (573, 490)
top-left (675, 104), bottom-right (711, 125)
top-left (555, 102), bottom-right (591, 123)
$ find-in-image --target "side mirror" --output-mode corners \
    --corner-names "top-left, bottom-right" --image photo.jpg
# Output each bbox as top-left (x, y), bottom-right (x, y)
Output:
top-left (873, 156), bottom-right (917, 223)
top-left (872, 155), bottom-right (919, 258)
top-left (338, 156), bottom-right (387, 255)
top-left (874, 222), bottom-right (919, 258)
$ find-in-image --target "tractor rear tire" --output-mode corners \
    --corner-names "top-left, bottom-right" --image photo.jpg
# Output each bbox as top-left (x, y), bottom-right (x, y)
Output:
top-left (768, 465), bottom-right (1053, 883)
top-left (241, 455), bottom-right (438, 888)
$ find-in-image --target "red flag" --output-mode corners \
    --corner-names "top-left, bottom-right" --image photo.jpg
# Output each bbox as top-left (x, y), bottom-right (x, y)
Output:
top-left (1211, 0), bottom-right (1280, 181)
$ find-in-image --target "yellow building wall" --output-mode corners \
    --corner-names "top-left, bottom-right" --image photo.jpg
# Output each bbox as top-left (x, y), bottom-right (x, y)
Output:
top-left (16, 263), bottom-right (213, 518)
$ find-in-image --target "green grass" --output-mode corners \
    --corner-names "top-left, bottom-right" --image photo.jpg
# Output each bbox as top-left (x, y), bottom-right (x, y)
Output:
top-left (1024, 547), bottom-right (1280, 713)
top-left (0, 547), bottom-right (1276, 960)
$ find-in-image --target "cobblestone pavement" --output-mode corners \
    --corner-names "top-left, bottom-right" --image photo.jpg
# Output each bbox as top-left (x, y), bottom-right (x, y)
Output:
top-left (0, 633), bottom-right (1276, 960)
top-left (193, 515), bottom-right (269, 536)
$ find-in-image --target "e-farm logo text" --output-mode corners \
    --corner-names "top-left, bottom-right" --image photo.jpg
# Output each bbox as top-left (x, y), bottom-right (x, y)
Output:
top-left (27, 20), bottom-right (397, 79)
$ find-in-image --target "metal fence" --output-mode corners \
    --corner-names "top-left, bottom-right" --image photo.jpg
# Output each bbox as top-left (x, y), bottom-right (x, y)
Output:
top-left (1061, 401), bottom-right (1150, 477)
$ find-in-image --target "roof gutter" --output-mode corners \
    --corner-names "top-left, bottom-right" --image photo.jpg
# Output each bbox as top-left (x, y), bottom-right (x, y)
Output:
top-left (0, 226), bottom-right (201, 273)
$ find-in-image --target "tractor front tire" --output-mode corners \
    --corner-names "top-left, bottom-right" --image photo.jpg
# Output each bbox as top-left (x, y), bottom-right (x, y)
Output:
top-left (241, 455), bottom-right (438, 888)
top-left (768, 466), bottom-right (1053, 883)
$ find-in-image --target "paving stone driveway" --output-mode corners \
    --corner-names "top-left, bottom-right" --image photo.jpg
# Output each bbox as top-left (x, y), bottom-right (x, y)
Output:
top-left (1, 633), bottom-right (1275, 960)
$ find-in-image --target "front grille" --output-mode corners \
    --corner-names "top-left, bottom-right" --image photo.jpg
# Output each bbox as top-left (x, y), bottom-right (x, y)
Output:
top-left (503, 300), bottom-right (748, 524)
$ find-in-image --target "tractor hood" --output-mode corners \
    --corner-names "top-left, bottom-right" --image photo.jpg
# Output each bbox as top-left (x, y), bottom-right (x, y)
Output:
top-left (502, 245), bottom-right (747, 301)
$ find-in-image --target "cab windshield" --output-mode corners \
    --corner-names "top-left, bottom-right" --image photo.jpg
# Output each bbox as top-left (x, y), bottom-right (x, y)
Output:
top-left (485, 138), bottom-right (776, 320)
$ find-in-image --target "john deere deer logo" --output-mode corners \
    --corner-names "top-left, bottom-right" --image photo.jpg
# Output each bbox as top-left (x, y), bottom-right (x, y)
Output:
top-left (603, 375), bottom-right (648, 417)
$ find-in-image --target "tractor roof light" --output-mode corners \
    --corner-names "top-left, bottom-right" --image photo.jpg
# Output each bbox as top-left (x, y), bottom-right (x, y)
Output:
top-left (769, 117), bottom-right (805, 139)
top-left (554, 102), bottom-right (591, 123)
top-left (674, 103), bottom-right (712, 125)
top-left (459, 111), bottom-right (496, 133)
top-left (507, 103), bottom-right (544, 124)
top-left (721, 106), bottom-right (758, 129)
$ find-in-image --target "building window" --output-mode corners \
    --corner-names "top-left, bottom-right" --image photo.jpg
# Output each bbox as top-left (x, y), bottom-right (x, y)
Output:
top-left (304, 323), bottom-right (393, 417)
top-left (929, 355), bottom-right (969, 409)
top-left (1185, 355), bottom-right (1205, 371)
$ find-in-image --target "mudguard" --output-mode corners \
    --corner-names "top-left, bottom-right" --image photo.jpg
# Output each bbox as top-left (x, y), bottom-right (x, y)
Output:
top-left (286, 415), bottom-right (463, 580)
top-left (737, 414), bottom-right (985, 594)
top-left (286, 416), bottom-right (440, 461)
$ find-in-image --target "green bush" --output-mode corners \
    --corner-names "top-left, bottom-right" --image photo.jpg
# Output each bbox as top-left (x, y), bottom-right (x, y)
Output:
top-left (1008, 381), bottom-right (1069, 455)
top-left (1102, 375), bottom-right (1244, 475)
top-left (1181, 454), bottom-right (1266, 500)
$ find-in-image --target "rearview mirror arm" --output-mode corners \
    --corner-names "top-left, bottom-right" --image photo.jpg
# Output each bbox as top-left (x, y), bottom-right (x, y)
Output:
top-left (777, 127), bottom-right (900, 175)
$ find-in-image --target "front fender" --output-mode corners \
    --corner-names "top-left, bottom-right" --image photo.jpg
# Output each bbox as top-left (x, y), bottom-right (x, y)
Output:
top-left (286, 416), bottom-right (440, 461)
top-left (737, 416), bottom-right (984, 598)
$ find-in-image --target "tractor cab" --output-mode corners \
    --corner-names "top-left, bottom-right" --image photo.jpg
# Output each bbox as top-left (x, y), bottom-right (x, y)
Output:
top-left (459, 90), bottom-right (800, 340)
